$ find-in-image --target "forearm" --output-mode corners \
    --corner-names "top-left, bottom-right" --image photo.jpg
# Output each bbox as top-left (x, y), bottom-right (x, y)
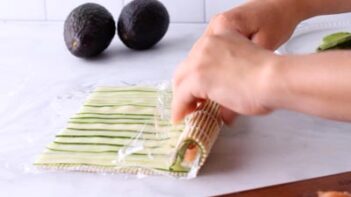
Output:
top-left (265, 51), bottom-right (351, 121)
top-left (288, 0), bottom-right (351, 19)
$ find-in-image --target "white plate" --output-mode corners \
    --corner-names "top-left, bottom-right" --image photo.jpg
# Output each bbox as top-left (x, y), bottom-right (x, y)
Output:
top-left (277, 21), bottom-right (351, 54)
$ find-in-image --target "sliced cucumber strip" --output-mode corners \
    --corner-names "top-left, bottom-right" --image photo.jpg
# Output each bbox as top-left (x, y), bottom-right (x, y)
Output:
top-left (58, 129), bottom-right (180, 138)
top-left (35, 86), bottom-right (190, 174)
top-left (318, 32), bottom-right (351, 51)
top-left (47, 142), bottom-right (176, 154)
top-left (54, 136), bottom-right (178, 147)
top-left (69, 118), bottom-right (171, 125)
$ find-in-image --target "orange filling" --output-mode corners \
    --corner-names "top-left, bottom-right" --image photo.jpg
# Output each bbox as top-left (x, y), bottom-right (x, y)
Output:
top-left (183, 143), bottom-right (198, 164)
top-left (318, 191), bottom-right (351, 197)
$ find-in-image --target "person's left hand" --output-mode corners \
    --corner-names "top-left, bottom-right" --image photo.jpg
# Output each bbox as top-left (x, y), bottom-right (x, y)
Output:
top-left (172, 20), bottom-right (278, 124)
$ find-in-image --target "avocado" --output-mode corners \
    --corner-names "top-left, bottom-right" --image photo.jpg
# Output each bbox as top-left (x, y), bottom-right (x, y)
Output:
top-left (117, 0), bottom-right (170, 50)
top-left (64, 3), bottom-right (116, 58)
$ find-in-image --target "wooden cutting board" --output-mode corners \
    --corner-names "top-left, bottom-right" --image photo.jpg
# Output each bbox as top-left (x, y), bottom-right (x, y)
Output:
top-left (218, 172), bottom-right (351, 197)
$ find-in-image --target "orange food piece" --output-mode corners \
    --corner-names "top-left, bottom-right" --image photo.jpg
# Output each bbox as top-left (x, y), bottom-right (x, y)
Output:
top-left (318, 191), bottom-right (351, 197)
top-left (184, 143), bottom-right (198, 164)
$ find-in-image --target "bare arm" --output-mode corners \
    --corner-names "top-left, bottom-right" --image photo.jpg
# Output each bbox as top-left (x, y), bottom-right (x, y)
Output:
top-left (266, 51), bottom-right (351, 121)
top-left (215, 0), bottom-right (351, 50)
top-left (172, 0), bottom-right (351, 123)
top-left (298, 0), bottom-right (351, 17)
top-left (172, 29), bottom-right (351, 123)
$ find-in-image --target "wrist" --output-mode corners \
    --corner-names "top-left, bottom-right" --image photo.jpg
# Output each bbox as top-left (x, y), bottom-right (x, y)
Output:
top-left (258, 53), bottom-right (289, 111)
top-left (274, 0), bottom-right (350, 20)
top-left (268, 0), bottom-right (315, 23)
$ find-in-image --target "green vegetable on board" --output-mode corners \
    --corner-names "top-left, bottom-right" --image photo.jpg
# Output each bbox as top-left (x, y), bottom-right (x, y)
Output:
top-left (317, 32), bottom-right (351, 51)
top-left (35, 87), bottom-right (195, 175)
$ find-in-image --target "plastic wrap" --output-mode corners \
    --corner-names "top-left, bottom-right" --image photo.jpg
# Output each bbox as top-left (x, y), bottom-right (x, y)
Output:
top-left (31, 82), bottom-right (223, 179)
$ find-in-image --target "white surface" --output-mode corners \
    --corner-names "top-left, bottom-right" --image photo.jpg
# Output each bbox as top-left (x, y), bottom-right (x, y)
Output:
top-left (205, 0), bottom-right (244, 21)
top-left (46, 0), bottom-right (123, 21)
top-left (0, 22), bottom-right (351, 197)
top-left (0, 0), bottom-right (207, 22)
top-left (303, 13), bottom-right (351, 25)
top-left (158, 0), bottom-right (205, 22)
top-left (278, 21), bottom-right (351, 54)
top-left (0, 0), bottom-right (45, 20)
top-left (1, 0), bottom-right (350, 24)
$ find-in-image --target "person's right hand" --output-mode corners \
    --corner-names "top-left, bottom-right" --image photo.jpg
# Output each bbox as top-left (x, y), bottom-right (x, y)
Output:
top-left (172, 0), bottom-right (301, 124)
top-left (215, 0), bottom-right (305, 50)
top-left (172, 26), bottom-right (278, 124)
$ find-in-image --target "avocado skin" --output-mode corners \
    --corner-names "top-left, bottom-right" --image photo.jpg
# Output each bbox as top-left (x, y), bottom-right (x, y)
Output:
top-left (118, 0), bottom-right (170, 50)
top-left (64, 3), bottom-right (116, 58)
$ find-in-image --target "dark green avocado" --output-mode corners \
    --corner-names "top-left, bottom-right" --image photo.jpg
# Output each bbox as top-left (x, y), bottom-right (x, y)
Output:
top-left (64, 3), bottom-right (116, 58)
top-left (117, 0), bottom-right (170, 50)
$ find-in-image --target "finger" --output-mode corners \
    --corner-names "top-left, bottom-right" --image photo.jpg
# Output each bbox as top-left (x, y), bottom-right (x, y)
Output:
top-left (206, 14), bottom-right (234, 36)
top-left (171, 79), bottom-right (198, 124)
top-left (173, 37), bottom-right (204, 86)
top-left (231, 21), bottom-right (255, 39)
top-left (206, 12), bottom-right (254, 39)
top-left (220, 106), bottom-right (237, 125)
top-left (172, 60), bottom-right (189, 89)
top-left (251, 31), bottom-right (277, 50)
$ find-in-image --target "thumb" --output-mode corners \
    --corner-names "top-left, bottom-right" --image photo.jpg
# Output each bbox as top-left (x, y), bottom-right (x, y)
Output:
top-left (205, 14), bottom-right (237, 36)
top-left (220, 106), bottom-right (237, 125)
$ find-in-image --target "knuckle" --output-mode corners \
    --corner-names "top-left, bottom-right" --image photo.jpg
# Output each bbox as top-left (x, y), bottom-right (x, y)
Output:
top-left (211, 13), bottom-right (229, 27)
top-left (201, 35), bottom-right (214, 48)
top-left (210, 11), bottom-right (249, 36)
top-left (192, 36), bottom-right (216, 58)
top-left (192, 64), bottom-right (207, 83)
top-left (209, 14), bottom-right (229, 33)
top-left (202, 35), bottom-right (220, 49)
top-left (230, 11), bottom-right (245, 23)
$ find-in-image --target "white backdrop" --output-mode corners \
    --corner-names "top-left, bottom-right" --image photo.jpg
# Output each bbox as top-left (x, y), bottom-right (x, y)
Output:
top-left (0, 0), bottom-right (244, 22)
top-left (0, 0), bottom-right (349, 24)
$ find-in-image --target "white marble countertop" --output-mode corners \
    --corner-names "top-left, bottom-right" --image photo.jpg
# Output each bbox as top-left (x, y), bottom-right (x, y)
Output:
top-left (0, 22), bottom-right (351, 197)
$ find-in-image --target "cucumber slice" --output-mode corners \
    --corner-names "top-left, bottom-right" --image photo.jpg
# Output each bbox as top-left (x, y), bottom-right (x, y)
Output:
top-left (89, 91), bottom-right (159, 97)
top-left (54, 137), bottom-right (178, 147)
top-left (35, 86), bottom-right (190, 175)
top-left (318, 32), bottom-right (351, 51)
top-left (35, 152), bottom-right (172, 170)
top-left (68, 121), bottom-right (171, 126)
top-left (84, 104), bottom-right (164, 108)
top-left (80, 106), bottom-right (170, 116)
top-left (323, 32), bottom-right (351, 42)
top-left (86, 98), bottom-right (158, 104)
top-left (69, 118), bottom-right (171, 125)
top-left (71, 115), bottom-right (153, 120)
top-left (67, 123), bottom-right (184, 132)
top-left (76, 113), bottom-right (154, 118)
top-left (47, 142), bottom-right (176, 154)
top-left (59, 129), bottom-right (181, 138)
top-left (95, 86), bottom-right (171, 92)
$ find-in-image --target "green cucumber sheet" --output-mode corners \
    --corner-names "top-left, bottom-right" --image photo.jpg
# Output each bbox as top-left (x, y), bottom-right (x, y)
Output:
top-left (35, 86), bottom-right (223, 178)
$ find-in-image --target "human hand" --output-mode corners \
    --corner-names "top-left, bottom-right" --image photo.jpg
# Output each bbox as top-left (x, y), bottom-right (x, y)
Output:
top-left (172, 25), bottom-right (278, 123)
top-left (213, 0), bottom-right (304, 50)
